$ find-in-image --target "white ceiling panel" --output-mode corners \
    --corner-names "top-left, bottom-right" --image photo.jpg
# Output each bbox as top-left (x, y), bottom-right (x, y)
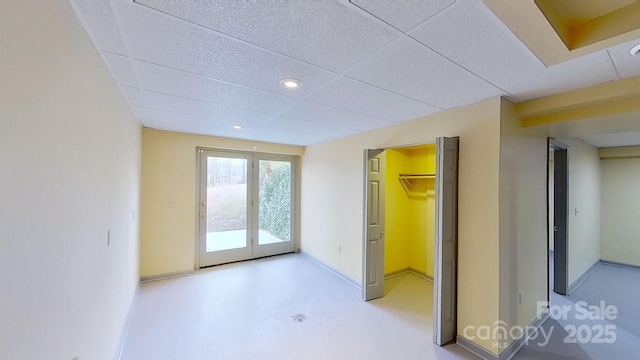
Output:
top-left (581, 131), bottom-right (640, 148)
top-left (102, 52), bottom-right (139, 88)
top-left (142, 91), bottom-right (275, 125)
top-left (267, 116), bottom-right (359, 138)
top-left (306, 76), bottom-right (440, 122)
top-left (120, 86), bottom-right (145, 107)
top-left (345, 37), bottom-right (504, 109)
top-left (281, 101), bottom-right (394, 131)
top-left (608, 38), bottom-right (640, 79)
top-left (350, 0), bottom-right (454, 33)
top-left (134, 0), bottom-right (398, 73)
top-left (112, 0), bottom-right (337, 98)
top-left (70, 0), bottom-right (127, 55)
top-left (133, 61), bottom-right (298, 115)
top-left (141, 108), bottom-right (257, 134)
top-left (410, 1), bottom-right (618, 102)
top-left (69, 0), bottom-right (640, 147)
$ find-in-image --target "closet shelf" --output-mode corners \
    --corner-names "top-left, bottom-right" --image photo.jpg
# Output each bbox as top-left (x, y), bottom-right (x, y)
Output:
top-left (398, 173), bottom-right (435, 189)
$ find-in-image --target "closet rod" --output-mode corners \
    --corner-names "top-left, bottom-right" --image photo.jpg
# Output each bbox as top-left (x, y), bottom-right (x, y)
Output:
top-left (398, 173), bottom-right (436, 178)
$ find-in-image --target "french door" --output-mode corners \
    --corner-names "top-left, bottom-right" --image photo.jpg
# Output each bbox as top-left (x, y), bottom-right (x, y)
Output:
top-left (198, 149), bottom-right (297, 267)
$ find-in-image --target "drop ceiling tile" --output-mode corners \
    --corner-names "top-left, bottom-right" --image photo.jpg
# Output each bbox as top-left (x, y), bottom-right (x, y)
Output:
top-left (134, 0), bottom-right (398, 73)
top-left (581, 131), bottom-right (640, 148)
top-left (608, 38), bottom-right (640, 79)
top-left (70, 0), bottom-right (127, 55)
top-left (345, 37), bottom-right (503, 109)
top-left (133, 61), bottom-right (298, 115)
top-left (142, 91), bottom-right (275, 125)
top-left (142, 108), bottom-right (250, 133)
top-left (112, 0), bottom-right (336, 98)
top-left (120, 86), bottom-right (145, 107)
top-left (410, 1), bottom-right (618, 102)
top-left (267, 116), bottom-right (359, 138)
top-left (350, 0), bottom-right (454, 33)
top-left (102, 52), bottom-right (139, 88)
top-left (132, 106), bottom-right (153, 121)
top-left (281, 101), bottom-right (394, 131)
top-left (306, 76), bottom-right (440, 122)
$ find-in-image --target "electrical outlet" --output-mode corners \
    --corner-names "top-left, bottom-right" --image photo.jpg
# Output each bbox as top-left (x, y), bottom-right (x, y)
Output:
top-left (338, 245), bottom-right (342, 253)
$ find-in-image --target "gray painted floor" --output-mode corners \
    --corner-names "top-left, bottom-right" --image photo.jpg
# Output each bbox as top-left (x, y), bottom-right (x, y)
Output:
top-left (121, 255), bottom-right (639, 359)
top-left (122, 254), bottom-right (479, 360)
top-left (515, 263), bottom-right (640, 360)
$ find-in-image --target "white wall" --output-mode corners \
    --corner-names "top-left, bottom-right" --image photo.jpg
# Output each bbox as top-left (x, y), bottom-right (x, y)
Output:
top-left (301, 98), bottom-right (503, 354)
top-left (0, 1), bottom-right (141, 359)
top-left (560, 138), bottom-right (601, 285)
top-left (498, 100), bottom-right (548, 346)
top-left (600, 147), bottom-right (640, 267)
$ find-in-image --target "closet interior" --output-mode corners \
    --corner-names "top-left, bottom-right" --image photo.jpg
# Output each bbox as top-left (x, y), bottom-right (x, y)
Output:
top-left (384, 143), bottom-right (436, 281)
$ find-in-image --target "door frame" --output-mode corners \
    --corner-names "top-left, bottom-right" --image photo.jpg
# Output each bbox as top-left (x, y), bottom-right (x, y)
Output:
top-left (195, 148), bottom-right (299, 270)
top-left (362, 137), bottom-right (459, 345)
top-left (547, 138), bottom-right (569, 297)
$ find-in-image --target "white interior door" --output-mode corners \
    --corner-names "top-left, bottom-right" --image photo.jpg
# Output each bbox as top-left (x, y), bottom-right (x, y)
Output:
top-left (434, 137), bottom-right (459, 346)
top-left (363, 149), bottom-right (385, 301)
top-left (198, 150), bottom-right (296, 268)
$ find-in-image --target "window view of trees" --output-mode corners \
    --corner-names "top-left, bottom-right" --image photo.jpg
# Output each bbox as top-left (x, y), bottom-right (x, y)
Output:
top-left (259, 160), bottom-right (291, 241)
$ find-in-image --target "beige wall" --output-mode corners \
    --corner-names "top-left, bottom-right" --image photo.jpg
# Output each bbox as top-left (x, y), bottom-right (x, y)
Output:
top-left (498, 99), bottom-right (549, 350)
top-left (300, 98), bottom-right (502, 354)
top-left (560, 138), bottom-right (601, 285)
top-left (140, 129), bottom-right (304, 277)
top-left (0, 1), bottom-right (141, 359)
top-left (600, 147), bottom-right (640, 266)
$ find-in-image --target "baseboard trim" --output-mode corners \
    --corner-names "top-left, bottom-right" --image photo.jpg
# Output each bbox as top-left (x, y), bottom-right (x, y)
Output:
top-left (114, 283), bottom-right (140, 360)
top-left (457, 336), bottom-right (498, 360)
top-left (456, 310), bottom-right (550, 360)
top-left (569, 260), bottom-right (600, 295)
top-left (385, 267), bottom-right (434, 282)
top-left (499, 310), bottom-right (550, 360)
top-left (299, 251), bottom-right (361, 290)
top-left (600, 260), bottom-right (640, 271)
top-left (140, 269), bottom-right (194, 283)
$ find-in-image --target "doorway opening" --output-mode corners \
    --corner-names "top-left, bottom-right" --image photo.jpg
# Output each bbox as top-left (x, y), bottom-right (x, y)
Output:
top-left (548, 138), bottom-right (569, 298)
top-left (197, 149), bottom-right (298, 268)
top-left (363, 137), bottom-right (459, 346)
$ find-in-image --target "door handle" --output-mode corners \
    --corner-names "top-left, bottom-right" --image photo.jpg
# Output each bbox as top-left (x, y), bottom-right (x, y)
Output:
top-left (553, 226), bottom-right (559, 231)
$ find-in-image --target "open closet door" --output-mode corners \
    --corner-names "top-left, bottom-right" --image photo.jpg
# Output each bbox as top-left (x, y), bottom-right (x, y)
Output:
top-left (434, 137), bottom-right (459, 345)
top-left (363, 149), bottom-right (385, 301)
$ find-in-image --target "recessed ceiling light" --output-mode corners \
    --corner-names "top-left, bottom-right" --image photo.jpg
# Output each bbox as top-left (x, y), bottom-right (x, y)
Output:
top-left (631, 44), bottom-right (640, 56)
top-left (233, 125), bottom-right (243, 130)
top-left (280, 78), bottom-right (303, 89)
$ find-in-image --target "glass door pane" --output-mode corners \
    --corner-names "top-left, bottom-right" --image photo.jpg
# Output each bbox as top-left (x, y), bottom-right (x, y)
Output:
top-left (199, 151), bottom-right (252, 267)
top-left (206, 156), bottom-right (248, 252)
top-left (253, 155), bottom-right (296, 258)
top-left (258, 160), bottom-right (291, 245)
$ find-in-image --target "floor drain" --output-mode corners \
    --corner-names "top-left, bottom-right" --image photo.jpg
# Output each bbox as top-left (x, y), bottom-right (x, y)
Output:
top-left (292, 314), bottom-right (307, 323)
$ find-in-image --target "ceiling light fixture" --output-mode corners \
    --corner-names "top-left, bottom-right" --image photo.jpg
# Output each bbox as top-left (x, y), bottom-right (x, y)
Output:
top-left (280, 78), bottom-right (303, 89)
top-left (630, 44), bottom-right (640, 56)
top-left (233, 125), bottom-right (243, 130)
